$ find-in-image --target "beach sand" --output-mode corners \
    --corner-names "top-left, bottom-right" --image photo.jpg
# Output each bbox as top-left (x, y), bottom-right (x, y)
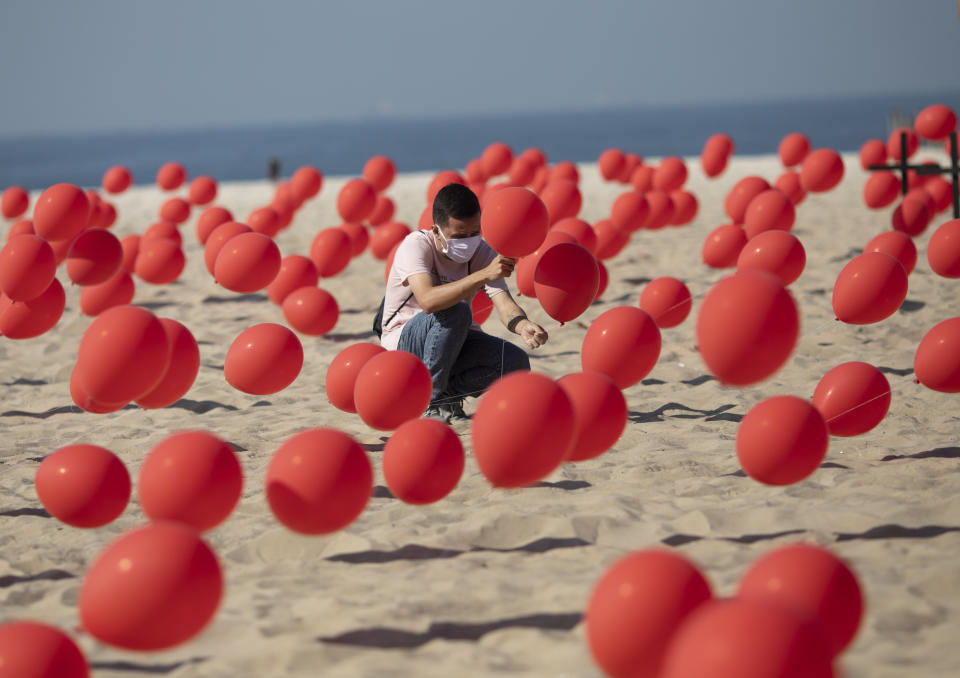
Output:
top-left (1, 152), bottom-right (959, 677)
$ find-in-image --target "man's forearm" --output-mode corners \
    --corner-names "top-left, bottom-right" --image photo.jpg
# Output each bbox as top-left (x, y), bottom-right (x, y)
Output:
top-left (420, 271), bottom-right (488, 313)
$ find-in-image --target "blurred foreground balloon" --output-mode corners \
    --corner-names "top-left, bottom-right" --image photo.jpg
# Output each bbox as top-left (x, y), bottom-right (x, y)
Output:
top-left (0, 621), bottom-right (89, 678)
top-left (914, 317), bottom-right (960, 393)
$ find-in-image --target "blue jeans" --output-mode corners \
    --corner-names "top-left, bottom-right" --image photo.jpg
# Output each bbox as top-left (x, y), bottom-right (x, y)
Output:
top-left (397, 301), bottom-right (530, 405)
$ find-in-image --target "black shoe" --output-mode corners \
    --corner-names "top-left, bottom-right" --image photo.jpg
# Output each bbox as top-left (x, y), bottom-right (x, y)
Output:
top-left (422, 399), bottom-right (470, 423)
top-left (447, 399), bottom-right (471, 421)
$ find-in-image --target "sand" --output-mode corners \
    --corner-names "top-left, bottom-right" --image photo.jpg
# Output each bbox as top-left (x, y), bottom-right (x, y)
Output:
top-left (1, 151), bottom-right (959, 677)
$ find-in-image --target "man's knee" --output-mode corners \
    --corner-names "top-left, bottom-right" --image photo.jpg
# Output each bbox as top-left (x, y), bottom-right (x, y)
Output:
top-left (502, 341), bottom-right (530, 374)
top-left (434, 301), bottom-right (473, 327)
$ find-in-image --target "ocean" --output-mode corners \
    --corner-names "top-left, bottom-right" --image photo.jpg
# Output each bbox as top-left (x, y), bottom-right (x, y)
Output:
top-left (2, 91), bottom-right (958, 191)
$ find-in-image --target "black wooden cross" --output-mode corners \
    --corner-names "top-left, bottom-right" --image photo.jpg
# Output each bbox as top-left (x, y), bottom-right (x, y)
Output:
top-left (868, 130), bottom-right (959, 219)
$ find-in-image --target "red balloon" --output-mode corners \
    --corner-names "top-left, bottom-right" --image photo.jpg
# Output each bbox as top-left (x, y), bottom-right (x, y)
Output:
top-left (587, 549), bottom-right (712, 678)
top-left (610, 190), bottom-right (649, 233)
top-left (69, 366), bottom-right (127, 413)
top-left (863, 171), bottom-right (901, 209)
top-left (508, 155), bottom-right (537, 186)
top-left (383, 418), bottom-right (464, 504)
top-left (1, 185), bottom-right (30, 218)
top-left (426, 170), bottom-right (467, 204)
top-left (668, 190), bottom-right (698, 226)
top-left (187, 175), bottom-right (217, 205)
top-left (204, 221), bottom-right (251, 274)
top-left (464, 157), bottom-right (487, 184)
top-left (369, 221), bottom-right (411, 260)
top-left (914, 103), bottom-right (958, 141)
top-left (891, 195), bottom-right (931, 237)
top-left (367, 194), bottom-right (395, 226)
top-left (905, 186), bottom-right (936, 215)
top-left (49, 237), bottom-right (72, 266)
top-left (354, 350), bottom-right (432, 430)
top-left (629, 164), bottom-right (655, 192)
top-left (914, 317), bottom-right (960, 392)
top-left (471, 288), bottom-right (493, 324)
top-left (336, 178), bottom-right (376, 222)
top-left (550, 161), bottom-right (580, 184)
top-left (142, 220), bottom-right (182, 247)
top-left (515, 231), bottom-right (577, 297)
top-left (530, 165), bottom-right (551, 193)
top-left (159, 197), bottom-right (190, 224)
top-left (0, 277), bottom-right (65, 339)
top-left (362, 156), bottom-right (395, 192)
top-left (96, 201), bottom-right (117, 230)
top-left (224, 323), bottom-right (303, 395)
top-left (384, 241), bottom-right (402, 282)
top-left (0, 621), bottom-right (89, 678)
top-left (595, 261), bottom-right (609, 301)
top-left (593, 218), bottom-right (630, 260)
top-left (35, 444), bottom-right (130, 528)
top-left (266, 427), bottom-right (372, 534)
top-left (653, 156), bottom-right (688, 191)
top-left (701, 133), bottom-right (734, 177)
top-left (927, 218), bottom-right (960, 278)
top-left (581, 306), bottom-right (661, 388)
top-left (309, 227), bottom-right (353, 277)
top-left (551, 217), bottom-right (597, 253)
top-left (743, 189), bottom-right (795, 239)
top-left (643, 191), bottom-right (675, 230)
top-left (214, 231), bottom-right (281, 293)
top-left (0, 234), bottom-right (56, 301)
top-left (534, 242), bottom-right (599, 323)
top-left (539, 179), bottom-right (582, 224)
top-left (520, 147), bottom-right (547, 168)
top-left (812, 361), bottom-right (890, 437)
top-left (283, 286), bottom-right (339, 336)
top-left (156, 162), bottom-right (186, 190)
top-left (135, 238), bottom-right (185, 285)
top-left (887, 126), bottom-right (919, 161)
top-left (6, 218), bottom-right (34, 240)
top-left (778, 132), bottom-right (811, 167)
top-left (247, 206), bottom-right (281, 238)
top-left (80, 270), bottom-right (135, 317)
top-left (832, 252), bottom-right (907, 324)
top-left (471, 371), bottom-right (575, 487)
top-left (597, 148), bottom-right (625, 181)
top-left (864, 230), bottom-right (917, 275)
top-left (639, 277), bottom-right (692, 328)
top-left (480, 186), bottom-right (549, 257)
top-left (76, 305), bottom-right (170, 403)
top-left (696, 271), bottom-right (798, 385)
top-left (291, 165), bottom-right (323, 202)
top-left (617, 153), bottom-right (643, 183)
top-left (79, 522), bottom-right (222, 651)
top-left (340, 221), bottom-right (370, 257)
top-left (272, 182), bottom-right (297, 224)
top-left (773, 170), bottom-right (806, 205)
top-left (660, 598), bottom-right (834, 678)
top-left (859, 138), bottom-right (887, 169)
top-left (120, 234), bottom-right (139, 272)
top-left (482, 141), bottom-right (513, 177)
top-left (138, 430), bottom-right (242, 531)
top-left (738, 543), bottom-right (864, 656)
top-left (325, 342), bottom-right (386, 413)
top-left (66, 228), bottom-right (122, 286)
top-left (724, 176), bottom-right (769, 224)
top-left (701, 224), bottom-right (747, 269)
top-left (557, 371), bottom-right (627, 461)
top-left (135, 318), bottom-right (200, 409)
top-left (737, 396), bottom-right (828, 485)
top-left (267, 254), bottom-right (318, 304)
top-left (33, 183), bottom-right (90, 242)
top-left (736, 230), bottom-right (806, 285)
top-left (924, 176), bottom-right (954, 214)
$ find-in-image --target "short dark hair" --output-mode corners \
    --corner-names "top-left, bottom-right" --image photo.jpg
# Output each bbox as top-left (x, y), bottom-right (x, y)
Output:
top-left (432, 183), bottom-right (480, 227)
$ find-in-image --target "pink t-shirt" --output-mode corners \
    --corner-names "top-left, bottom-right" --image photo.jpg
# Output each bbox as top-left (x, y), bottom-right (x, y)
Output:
top-left (380, 230), bottom-right (508, 350)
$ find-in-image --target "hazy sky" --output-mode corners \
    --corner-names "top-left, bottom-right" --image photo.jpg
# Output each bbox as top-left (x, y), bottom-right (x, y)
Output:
top-left (1, 0), bottom-right (959, 136)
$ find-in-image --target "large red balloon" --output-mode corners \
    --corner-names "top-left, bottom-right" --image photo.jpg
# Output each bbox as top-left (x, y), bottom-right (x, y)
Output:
top-left (336, 178), bottom-right (376, 222)
top-left (480, 186), bottom-right (549, 257)
top-left (0, 234), bottom-right (56, 301)
top-left (737, 543), bottom-right (864, 656)
top-left (586, 549), bottom-right (712, 678)
top-left (737, 395), bottom-right (828, 485)
top-left (79, 522), bottom-right (222, 651)
top-left (0, 621), bottom-right (89, 678)
top-left (325, 342), bottom-right (386, 412)
top-left (701, 224), bottom-right (747, 269)
top-left (135, 318), bottom-right (200, 408)
top-left (33, 183), bottom-right (89, 242)
top-left (639, 277), bottom-right (692, 328)
top-left (471, 371), bottom-right (575, 487)
top-left (354, 350), bottom-right (433, 430)
top-left (724, 176), bottom-right (769, 224)
top-left (69, 366), bottom-right (128, 413)
top-left (539, 179), bottom-right (582, 224)
top-left (204, 221), bottom-right (251, 274)
top-left (135, 238), bottom-right (185, 285)
top-left (156, 162), bottom-right (187, 190)
top-left (778, 132), bottom-right (811, 167)
top-left (914, 317), bottom-right (960, 392)
top-left (812, 361), bottom-right (890, 437)
top-left (76, 305), bottom-right (171, 403)
top-left (660, 598), bottom-right (834, 678)
top-left (35, 444), bottom-right (130, 528)
top-left (1, 185), bottom-right (30, 218)
top-left (534, 242), bottom-right (599, 322)
top-left (383, 418), bottom-right (465, 504)
top-left (80, 270), bottom-right (135, 317)
top-left (863, 171), bottom-right (901, 209)
top-left (214, 231), bottom-right (281, 292)
top-left (309, 227), bottom-right (353, 277)
top-left (266, 427), bottom-right (372, 534)
top-left (610, 190), bottom-right (649, 233)
top-left (696, 271), bottom-right (798, 386)
top-left (736, 230), bottom-right (806, 285)
top-left (267, 254), bottom-right (318, 304)
top-left (224, 323), bottom-right (303, 395)
top-left (66, 228), bottom-right (122, 286)
top-left (195, 206), bottom-right (233, 245)
top-left (743, 189), bottom-right (795, 239)
top-left (927, 218), bottom-right (960, 278)
top-left (0, 278), bottom-right (66, 339)
top-left (864, 230), bottom-right (917, 275)
top-left (832, 252), bottom-right (907, 324)
top-left (187, 175), bottom-right (217, 205)
top-left (581, 306), bottom-right (661, 389)
top-left (283, 286), bottom-right (339, 336)
top-left (557, 371), bottom-right (627, 461)
top-left (138, 430), bottom-right (242, 531)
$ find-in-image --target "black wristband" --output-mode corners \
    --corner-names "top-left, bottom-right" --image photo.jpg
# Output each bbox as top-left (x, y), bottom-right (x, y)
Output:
top-left (507, 315), bottom-right (528, 333)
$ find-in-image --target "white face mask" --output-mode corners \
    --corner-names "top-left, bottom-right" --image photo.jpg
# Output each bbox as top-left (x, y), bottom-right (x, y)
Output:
top-left (436, 227), bottom-right (483, 263)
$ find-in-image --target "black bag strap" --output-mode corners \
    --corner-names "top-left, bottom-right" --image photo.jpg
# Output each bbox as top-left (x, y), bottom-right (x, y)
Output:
top-left (384, 293), bottom-right (414, 328)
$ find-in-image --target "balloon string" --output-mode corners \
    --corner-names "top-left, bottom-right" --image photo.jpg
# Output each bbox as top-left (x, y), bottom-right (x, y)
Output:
top-left (821, 389), bottom-right (892, 424)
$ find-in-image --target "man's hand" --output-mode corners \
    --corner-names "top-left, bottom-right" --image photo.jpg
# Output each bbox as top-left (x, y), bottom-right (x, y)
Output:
top-left (480, 255), bottom-right (516, 283)
top-left (517, 319), bottom-right (548, 349)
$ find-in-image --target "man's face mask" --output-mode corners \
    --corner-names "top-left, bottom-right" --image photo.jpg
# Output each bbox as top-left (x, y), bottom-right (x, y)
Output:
top-left (436, 227), bottom-right (482, 263)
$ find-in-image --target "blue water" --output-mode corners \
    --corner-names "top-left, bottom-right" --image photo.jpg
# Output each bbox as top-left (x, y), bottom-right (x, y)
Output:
top-left (2, 91), bottom-right (959, 191)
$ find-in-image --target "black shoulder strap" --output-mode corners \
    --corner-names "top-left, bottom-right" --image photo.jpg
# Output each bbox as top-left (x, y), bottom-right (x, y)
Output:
top-left (384, 293), bottom-right (414, 328)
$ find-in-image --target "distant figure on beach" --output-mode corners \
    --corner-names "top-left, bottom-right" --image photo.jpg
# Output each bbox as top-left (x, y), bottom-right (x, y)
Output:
top-left (380, 183), bottom-right (549, 422)
top-left (267, 157), bottom-right (281, 182)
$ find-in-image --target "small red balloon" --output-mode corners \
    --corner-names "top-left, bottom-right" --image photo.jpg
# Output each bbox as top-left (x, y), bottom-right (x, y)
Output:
top-left (204, 221), bottom-right (251, 274)
top-left (336, 178), bottom-right (376, 222)
top-left (778, 132), bottom-right (811, 167)
top-left (639, 277), bottom-right (692, 328)
top-left (773, 170), bottom-right (807, 205)
top-left (557, 371), bottom-right (627, 461)
top-left (812, 361), bottom-right (890, 437)
top-left (135, 238), bottom-right (185, 285)
top-left (539, 179), bottom-right (582, 225)
top-left (864, 230), bottom-right (917, 275)
top-left (142, 220), bottom-right (182, 247)
top-left (668, 190), bottom-right (698, 226)
top-left (832, 252), bottom-right (907, 324)
top-left (581, 306), bottom-right (661, 389)
top-left (610, 190), bottom-right (649, 233)
top-left (156, 162), bottom-right (186, 190)
top-left (701, 224), bottom-right (747, 269)
top-left (35, 444), bottom-right (130, 528)
top-left (914, 317), bottom-right (960, 393)
top-left (480, 186), bottom-right (549, 257)
top-left (653, 157), bottom-right (688, 191)
top-left (187, 175), bottom-right (217, 205)
top-left (340, 221), bottom-right (370, 257)
top-left (195, 206), bottom-right (233, 245)
top-left (724, 176), bottom-right (769, 224)
top-left (325, 342), bottom-right (386, 413)
top-left (515, 230), bottom-right (576, 297)
top-left (291, 166), bottom-right (323, 202)
top-left (471, 288), bottom-right (493, 324)
top-left (283, 285), bottom-right (339, 336)
top-left (914, 104), bottom-right (958, 141)
top-left (737, 395), bottom-right (828, 485)
top-left (642, 191), bottom-right (675, 230)
top-left (80, 270), bottom-right (135, 317)
top-left (598, 148), bottom-right (626, 181)
top-left (482, 142), bottom-right (514, 177)
top-left (214, 231), bottom-right (281, 293)
top-left (534, 242), bottom-right (599, 323)
top-left (135, 318), bottom-right (200, 409)
top-left (383, 418), bottom-right (465, 504)
top-left (1, 185), bottom-right (30, 218)
top-left (267, 254), bottom-right (319, 305)
top-left (224, 323), bottom-right (303, 395)
top-left (630, 164), bottom-right (655, 192)
top-left (369, 221), bottom-right (411, 260)
top-left (0, 621), bottom-right (89, 678)
top-left (887, 126), bottom-right (919, 161)
top-left (159, 197), bottom-right (190, 224)
top-left (593, 218), bottom-right (630, 260)
top-left (6, 218), bottom-right (34, 240)
top-left (354, 350), bottom-right (433, 430)
top-left (0, 277), bottom-right (65, 339)
top-left (0, 234), bottom-right (56, 301)
top-left (927, 218), bottom-right (960, 278)
top-left (426, 170), bottom-right (467, 204)
top-left (66, 228), bottom-right (122, 286)
top-left (743, 189), bottom-right (795, 239)
top-left (33, 183), bottom-right (90, 242)
top-left (367, 194), bottom-right (395, 226)
top-left (247, 206), bottom-right (281, 238)
top-left (309, 227), bottom-right (353, 277)
top-left (863, 171), bottom-right (901, 209)
top-left (508, 155), bottom-right (537, 186)
top-left (736, 230), bottom-right (806, 285)
top-left (551, 217), bottom-right (597, 254)
top-left (362, 156), bottom-right (395, 192)
top-left (859, 138), bottom-right (887, 169)
top-left (891, 195), bottom-right (931, 237)
top-left (701, 133), bottom-right (734, 178)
